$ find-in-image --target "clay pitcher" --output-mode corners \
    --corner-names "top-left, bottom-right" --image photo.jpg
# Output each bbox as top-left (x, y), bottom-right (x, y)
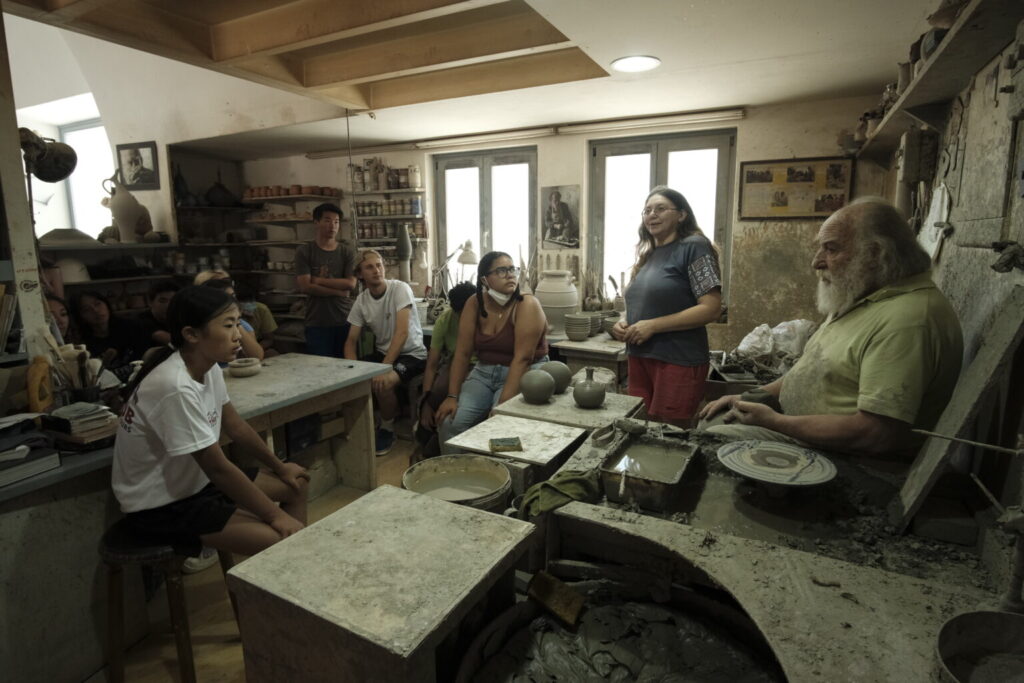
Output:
top-left (520, 369), bottom-right (555, 405)
top-left (102, 172), bottom-right (147, 242)
top-left (573, 367), bottom-right (606, 409)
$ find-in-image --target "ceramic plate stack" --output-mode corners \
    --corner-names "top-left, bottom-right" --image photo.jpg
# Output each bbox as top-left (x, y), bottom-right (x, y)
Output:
top-left (563, 313), bottom-right (591, 341)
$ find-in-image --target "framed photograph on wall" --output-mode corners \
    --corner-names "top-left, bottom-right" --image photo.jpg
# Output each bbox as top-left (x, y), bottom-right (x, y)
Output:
top-left (540, 184), bottom-right (580, 249)
top-left (115, 141), bottom-right (160, 190)
top-left (738, 157), bottom-right (853, 220)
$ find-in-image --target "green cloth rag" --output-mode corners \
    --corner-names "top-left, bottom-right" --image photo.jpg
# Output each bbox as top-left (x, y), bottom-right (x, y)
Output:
top-left (519, 468), bottom-right (601, 518)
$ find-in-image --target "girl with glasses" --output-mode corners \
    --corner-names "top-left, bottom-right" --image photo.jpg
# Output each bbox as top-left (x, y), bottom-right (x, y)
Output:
top-left (610, 186), bottom-right (723, 427)
top-left (434, 251), bottom-right (549, 447)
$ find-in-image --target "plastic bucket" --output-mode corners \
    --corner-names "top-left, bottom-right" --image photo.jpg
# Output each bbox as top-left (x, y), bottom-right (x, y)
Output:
top-left (402, 454), bottom-right (511, 513)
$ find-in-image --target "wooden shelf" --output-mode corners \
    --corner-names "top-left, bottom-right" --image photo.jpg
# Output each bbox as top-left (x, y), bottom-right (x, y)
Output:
top-left (65, 274), bottom-right (176, 286)
top-left (242, 194), bottom-right (338, 203)
top-left (858, 0), bottom-right (1023, 166)
top-left (355, 214), bottom-right (424, 221)
top-left (245, 217), bottom-right (313, 224)
top-left (177, 205), bottom-right (248, 212)
top-left (248, 240), bottom-right (305, 247)
top-left (351, 188), bottom-right (424, 196)
top-left (38, 242), bottom-right (178, 252)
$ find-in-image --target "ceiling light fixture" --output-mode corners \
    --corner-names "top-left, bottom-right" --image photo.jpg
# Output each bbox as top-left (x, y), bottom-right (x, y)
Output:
top-left (557, 108), bottom-right (745, 135)
top-left (611, 55), bottom-right (661, 73)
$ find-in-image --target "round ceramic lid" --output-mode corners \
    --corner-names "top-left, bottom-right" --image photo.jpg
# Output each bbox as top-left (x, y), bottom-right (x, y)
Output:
top-left (716, 440), bottom-right (837, 486)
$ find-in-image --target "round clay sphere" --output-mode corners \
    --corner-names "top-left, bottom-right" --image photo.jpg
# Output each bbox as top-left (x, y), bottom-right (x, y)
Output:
top-left (539, 360), bottom-right (572, 394)
top-left (520, 369), bottom-right (555, 404)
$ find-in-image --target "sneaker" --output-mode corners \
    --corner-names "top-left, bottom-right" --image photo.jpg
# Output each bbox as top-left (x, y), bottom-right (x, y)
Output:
top-left (182, 547), bottom-right (218, 574)
top-left (375, 428), bottom-right (395, 456)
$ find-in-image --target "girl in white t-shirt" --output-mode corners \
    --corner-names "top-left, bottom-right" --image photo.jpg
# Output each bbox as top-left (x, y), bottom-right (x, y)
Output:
top-left (112, 285), bottom-right (308, 556)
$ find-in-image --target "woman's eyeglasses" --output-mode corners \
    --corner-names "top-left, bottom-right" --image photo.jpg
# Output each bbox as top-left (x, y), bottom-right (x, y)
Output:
top-left (488, 266), bottom-right (520, 278)
top-left (641, 206), bottom-right (679, 217)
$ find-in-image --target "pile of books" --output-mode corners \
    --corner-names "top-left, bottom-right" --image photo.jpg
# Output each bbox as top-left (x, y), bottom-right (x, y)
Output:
top-left (42, 402), bottom-right (119, 448)
top-left (0, 417), bottom-right (59, 488)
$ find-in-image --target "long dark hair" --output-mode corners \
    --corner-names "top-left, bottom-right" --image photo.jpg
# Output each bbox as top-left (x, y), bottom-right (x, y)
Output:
top-left (475, 251), bottom-right (523, 318)
top-left (122, 286), bottom-right (236, 399)
top-left (69, 290), bottom-right (112, 335)
top-left (633, 186), bottom-right (721, 278)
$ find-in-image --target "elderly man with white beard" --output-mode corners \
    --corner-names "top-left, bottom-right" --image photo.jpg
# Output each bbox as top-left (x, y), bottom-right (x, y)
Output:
top-left (700, 197), bottom-right (963, 459)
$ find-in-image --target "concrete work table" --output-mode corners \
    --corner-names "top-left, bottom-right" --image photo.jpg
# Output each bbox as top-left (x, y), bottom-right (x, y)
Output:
top-left (551, 334), bottom-right (628, 390)
top-left (553, 503), bottom-right (987, 682)
top-left (228, 485), bottom-right (537, 682)
top-left (444, 414), bottom-right (586, 467)
top-left (224, 353), bottom-right (390, 490)
top-left (494, 388), bottom-right (642, 430)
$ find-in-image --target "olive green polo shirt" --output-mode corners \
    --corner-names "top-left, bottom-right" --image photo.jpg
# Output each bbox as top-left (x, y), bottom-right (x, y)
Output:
top-left (779, 271), bottom-right (963, 437)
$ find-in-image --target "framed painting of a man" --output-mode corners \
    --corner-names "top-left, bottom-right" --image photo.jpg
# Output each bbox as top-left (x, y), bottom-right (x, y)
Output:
top-left (541, 184), bottom-right (580, 249)
top-left (116, 141), bottom-right (160, 190)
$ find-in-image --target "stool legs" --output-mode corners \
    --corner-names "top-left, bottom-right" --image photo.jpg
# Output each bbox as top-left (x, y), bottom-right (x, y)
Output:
top-left (106, 562), bottom-right (125, 683)
top-left (163, 561), bottom-right (197, 683)
top-left (217, 550), bottom-right (240, 625)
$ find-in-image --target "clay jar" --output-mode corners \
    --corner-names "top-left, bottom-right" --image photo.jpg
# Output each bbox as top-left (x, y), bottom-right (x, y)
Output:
top-left (534, 270), bottom-right (578, 335)
top-left (573, 367), bottom-right (606, 409)
top-left (539, 360), bottom-right (572, 394)
top-left (520, 369), bottom-right (555, 404)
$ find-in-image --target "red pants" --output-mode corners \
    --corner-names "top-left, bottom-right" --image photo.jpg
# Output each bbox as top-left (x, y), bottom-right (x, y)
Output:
top-left (627, 356), bottom-right (708, 421)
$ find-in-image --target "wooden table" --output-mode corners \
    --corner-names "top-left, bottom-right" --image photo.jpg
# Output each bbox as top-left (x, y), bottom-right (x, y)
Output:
top-left (224, 353), bottom-right (390, 491)
top-left (493, 389), bottom-right (642, 430)
top-left (551, 334), bottom-right (628, 391)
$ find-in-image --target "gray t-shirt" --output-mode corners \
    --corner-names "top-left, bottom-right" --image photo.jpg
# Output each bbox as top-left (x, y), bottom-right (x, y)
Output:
top-left (294, 240), bottom-right (357, 327)
top-left (623, 235), bottom-right (721, 366)
top-left (348, 280), bottom-right (428, 360)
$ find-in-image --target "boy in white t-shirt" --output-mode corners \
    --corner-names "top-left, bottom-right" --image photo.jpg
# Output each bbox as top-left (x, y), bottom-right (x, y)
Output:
top-left (343, 250), bottom-right (427, 455)
top-left (113, 286), bottom-right (308, 557)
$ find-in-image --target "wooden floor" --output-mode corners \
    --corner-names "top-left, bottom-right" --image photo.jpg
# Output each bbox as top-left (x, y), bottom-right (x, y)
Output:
top-left (89, 441), bottom-right (415, 683)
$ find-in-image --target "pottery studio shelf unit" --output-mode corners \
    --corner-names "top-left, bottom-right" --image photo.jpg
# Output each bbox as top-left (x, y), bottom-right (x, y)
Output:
top-left (857, 0), bottom-right (1023, 166)
top-left (38, 242), bottom-right (181, 289)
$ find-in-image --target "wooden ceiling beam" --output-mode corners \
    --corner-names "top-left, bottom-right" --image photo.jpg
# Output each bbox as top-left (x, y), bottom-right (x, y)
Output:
top-left (210, 0), bottom-right (507, 63)
top-left (299, 5), bottom-right (569, 88)
top-left (76, 1), bottom-right (214, 58)
top-left (42, 0), bottom-right (117, 22)
top-left (365, 47), bottom-right (606, 109)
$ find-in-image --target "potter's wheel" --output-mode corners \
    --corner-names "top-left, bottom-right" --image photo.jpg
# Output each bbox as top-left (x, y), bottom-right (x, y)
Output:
top-left (717, 440), bottom-right (836, 486)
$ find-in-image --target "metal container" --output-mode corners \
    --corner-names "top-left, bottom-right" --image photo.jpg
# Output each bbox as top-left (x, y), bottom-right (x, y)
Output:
top-left (600, 434), bottom-right (696, 511)
top-left (402, 454), bottom-right (511, 514)
top-left (936, 610), bottom-right (1024, 682)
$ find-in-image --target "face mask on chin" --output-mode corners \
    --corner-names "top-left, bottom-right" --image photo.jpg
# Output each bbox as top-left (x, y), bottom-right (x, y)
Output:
top-left (486, 287), bottom-right (512, 306)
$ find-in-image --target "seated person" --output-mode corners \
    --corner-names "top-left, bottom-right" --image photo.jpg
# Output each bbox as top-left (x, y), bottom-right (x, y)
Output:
top-left (45, 293), bottom-right (73, 344)
top-left (236, 286), bottom-right (279, 357)
top-left (699, 198), bottom-right (964, 459)
top-left (435, 252), bottom-right (548, 452)
top-left (417, 281), bottom-right (477, 457)
top-left (138, 281), bottom-right (180, 347)
top-left (70, 290), bottom-right (150, 380)
top-left (112, 285), bottom-right (308, 559)
top-left (201, 279), bottom-right (264, 361)
top-left (343, 250), bottom-right (427, 456)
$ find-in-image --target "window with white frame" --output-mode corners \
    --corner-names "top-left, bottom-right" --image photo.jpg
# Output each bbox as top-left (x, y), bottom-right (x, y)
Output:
top-left (587, 130), bottom-right (735, 299)
top-left (60, 119), bottom-right (115, 238)
top-left (433, 148), bottom-right (537, 290)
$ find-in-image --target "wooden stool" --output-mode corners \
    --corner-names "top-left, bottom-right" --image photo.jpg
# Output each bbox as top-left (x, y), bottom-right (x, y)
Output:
top-left (99, 518), bottom-right (236, 683)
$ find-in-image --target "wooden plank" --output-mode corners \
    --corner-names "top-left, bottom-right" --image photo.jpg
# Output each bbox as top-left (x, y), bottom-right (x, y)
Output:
top-left (265, 382), bottom-right (369, 428)
top-left (366, 47), bottom-right (606, 109)
top-left (209, 0), bottom-right (504, 62)
top-left (336, 391), bottom-right (375, 490)
top-left (890, 285), bottom-right (1024, 531)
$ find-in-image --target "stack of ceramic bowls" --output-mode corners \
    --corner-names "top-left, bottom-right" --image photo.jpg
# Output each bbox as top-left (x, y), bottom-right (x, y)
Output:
top-left (586, 311), bottom-right (604, 336)
top-left (601, 311), bottom-right (621, 335)
top-left (563, 313), bottom-right (591, 341)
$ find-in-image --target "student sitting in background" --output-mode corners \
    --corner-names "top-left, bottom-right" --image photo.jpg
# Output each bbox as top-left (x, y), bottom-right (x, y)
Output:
top-left (138, 281), bottom-right (180, 347)
top-left (343, 250), bottom-right (427, 456)
top-left (45, 293), bottom-right (73, 343)
top-left (236, 285), bottom-right (279, 357)
top-left (416, 281), bottom-right (477, 458)
top-left (112, 285), bottom-right (308, 560)
top-left (70, 290), bottom-right (150, 380)
top-left (201, 279), bottom-right (264, 361)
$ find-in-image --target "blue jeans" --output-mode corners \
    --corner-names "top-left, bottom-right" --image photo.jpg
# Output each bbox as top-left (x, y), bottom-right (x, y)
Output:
top-left (305, 324), bottom-right (350, 358)
top-left (438, 358), bottom-right (548, 454)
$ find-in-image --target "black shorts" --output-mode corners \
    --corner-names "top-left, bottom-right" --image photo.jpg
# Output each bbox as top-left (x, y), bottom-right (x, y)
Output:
top-left (124, 467), bottom-right (259, 557)
top-left (365, 351), bottom-right (426, 384)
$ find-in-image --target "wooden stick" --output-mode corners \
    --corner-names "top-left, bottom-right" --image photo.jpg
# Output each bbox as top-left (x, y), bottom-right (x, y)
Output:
top-left (912, 428), bottom-right (1023, 456)
top-left (969, 473), bottom-right (1006, 514)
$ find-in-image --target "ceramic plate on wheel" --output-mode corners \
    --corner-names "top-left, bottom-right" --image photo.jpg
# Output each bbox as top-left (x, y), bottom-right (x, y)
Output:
top-left (716, 440), bottom-right (836, 486)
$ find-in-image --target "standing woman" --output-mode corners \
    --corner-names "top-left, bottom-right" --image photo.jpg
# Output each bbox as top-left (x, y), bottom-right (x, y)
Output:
top-left (434, 252), bottom-right (548, 446)
top-left (112, 286), bottom-right (308, 557)
top-left (611, 186), bottom-right (723, 426)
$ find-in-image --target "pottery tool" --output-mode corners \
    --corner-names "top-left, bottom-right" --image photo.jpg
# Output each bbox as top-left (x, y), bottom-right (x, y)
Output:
top-left (489, 437), bottom-right (523, 453)
top-left (527, 571), bottom-right (584, 627)
top-left (608, 275), bottom-right (619, 296)
top-left (911, 429), bottom-right (1024, 456)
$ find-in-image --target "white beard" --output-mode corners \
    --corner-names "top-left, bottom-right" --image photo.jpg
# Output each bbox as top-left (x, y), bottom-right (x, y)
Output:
top-left (815, 249), bottom-right (876, 317)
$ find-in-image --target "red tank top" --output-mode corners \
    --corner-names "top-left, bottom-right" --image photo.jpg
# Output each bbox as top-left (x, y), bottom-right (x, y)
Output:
top-left (474, 303), bottom-right (548, 365)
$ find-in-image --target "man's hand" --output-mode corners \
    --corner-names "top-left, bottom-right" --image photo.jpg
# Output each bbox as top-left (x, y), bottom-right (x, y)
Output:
top-left (275, 462), bottom-right (310, 492)
top-left (435, 396), bottom-right (458, 424)
top-left (269, 511), bottom-right (305, 538)
top-left (726, 400), bottom-right (781, 429)
top-left (610, 319), bottom-right (628, 341)
top-left (698, 394), bottom-right (741, 420)
top-left (371, 369), bottom-right (400, 394)
top-left (623, 319), bottom-right (657, 345)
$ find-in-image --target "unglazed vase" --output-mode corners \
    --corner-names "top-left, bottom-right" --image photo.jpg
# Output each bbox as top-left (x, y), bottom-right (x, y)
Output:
top-left (534, 270), bottom-right (578, 334)
top-left (573, 367), bottom-right (606, 409)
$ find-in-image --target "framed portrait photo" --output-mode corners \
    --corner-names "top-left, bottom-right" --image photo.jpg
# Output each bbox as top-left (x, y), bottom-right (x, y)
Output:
top-left (116, 141), bottom-right (160, 190)
top-left (739, 156), bottom-right (853, 220)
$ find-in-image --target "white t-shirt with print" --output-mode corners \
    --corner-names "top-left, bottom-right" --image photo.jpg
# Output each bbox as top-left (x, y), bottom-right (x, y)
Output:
top-left (112, 352), bottom-right (229, 513)
top-left (348, 279), bottom-right (428, 359)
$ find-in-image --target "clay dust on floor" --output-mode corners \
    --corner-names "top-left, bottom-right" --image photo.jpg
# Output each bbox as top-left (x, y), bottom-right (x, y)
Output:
top-left (88, 440), bottom-right (414, 683)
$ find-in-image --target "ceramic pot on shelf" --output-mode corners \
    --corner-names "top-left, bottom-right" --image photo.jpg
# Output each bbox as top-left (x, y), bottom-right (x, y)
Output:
top-left (534, 270), bottom-right (578, 335)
